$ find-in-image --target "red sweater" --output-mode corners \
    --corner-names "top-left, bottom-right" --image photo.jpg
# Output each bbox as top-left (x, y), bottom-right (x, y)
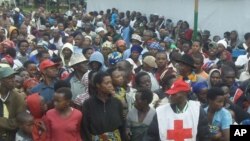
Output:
top-left (45, 108), bottom-right (82, 141)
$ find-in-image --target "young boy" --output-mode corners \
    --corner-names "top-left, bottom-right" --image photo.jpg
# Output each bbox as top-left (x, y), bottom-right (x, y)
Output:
top-left (16, 112), bottom-right (34, 141)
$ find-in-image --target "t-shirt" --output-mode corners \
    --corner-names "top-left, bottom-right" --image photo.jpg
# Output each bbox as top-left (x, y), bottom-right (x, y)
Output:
top-left (204, 107), bottom-right (232, 134)
top-left (45, 108), bottom-right (82, 141)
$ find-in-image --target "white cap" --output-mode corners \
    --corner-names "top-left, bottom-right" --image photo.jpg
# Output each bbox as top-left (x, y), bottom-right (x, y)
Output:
top-left (95, 27), bottom-right (105, 33)
top-left (14, 7), bottom-right (20, 12)
top-left (217, 39), bottom-right (228, 49)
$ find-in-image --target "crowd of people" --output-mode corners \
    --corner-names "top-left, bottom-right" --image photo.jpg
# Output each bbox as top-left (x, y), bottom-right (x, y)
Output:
top-left (1, 4), bottom-right (250, 141)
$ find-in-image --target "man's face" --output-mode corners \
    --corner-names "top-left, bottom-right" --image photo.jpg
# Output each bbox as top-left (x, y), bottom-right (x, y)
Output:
top-left (1, 74), bottom-right (15, 90)
top-left (222, 71), bottom-right (236, 86)
top-left (168, 92), bottom-right (185, 104)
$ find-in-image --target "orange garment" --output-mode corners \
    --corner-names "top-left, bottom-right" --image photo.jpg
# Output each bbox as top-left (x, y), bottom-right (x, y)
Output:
top-left (197, 71), bottom-right (208, 80)
top-left (32, 119), bottom-right (47, 141)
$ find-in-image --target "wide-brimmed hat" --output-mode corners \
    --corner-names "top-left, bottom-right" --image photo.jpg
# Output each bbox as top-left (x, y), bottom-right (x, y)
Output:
top-left (69, 53), bottom-right (87, 67)
top-left (0, 67), bottom-right (17, 79)
top-left (176, 54), bottom-right (195, 68)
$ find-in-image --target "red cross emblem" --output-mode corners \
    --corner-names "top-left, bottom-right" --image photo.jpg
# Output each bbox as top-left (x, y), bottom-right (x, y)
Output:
top-left (167, 120), bottom-right (192, 141)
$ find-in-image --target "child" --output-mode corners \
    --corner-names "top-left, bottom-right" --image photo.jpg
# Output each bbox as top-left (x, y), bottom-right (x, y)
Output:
top-left (44, 87), bottom-right (82, 141)
top-left (26, 93), bottom-right (47, 141)
top-left (15, 112), bottom-right (34, 141)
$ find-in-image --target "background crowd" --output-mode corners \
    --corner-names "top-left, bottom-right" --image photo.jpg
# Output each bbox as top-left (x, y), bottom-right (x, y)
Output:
top-left (1, 4), bottom-right (250, 141)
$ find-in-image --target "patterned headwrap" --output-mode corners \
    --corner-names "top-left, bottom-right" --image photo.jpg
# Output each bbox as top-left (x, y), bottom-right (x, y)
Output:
top-left (149, 42), bottom-right (164, 51)
top-left (108, 51), bottom-right (122, 65)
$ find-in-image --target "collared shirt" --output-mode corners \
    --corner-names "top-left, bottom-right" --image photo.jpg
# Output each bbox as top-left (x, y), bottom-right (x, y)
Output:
top-left (176, 101), bottom-right (188, 113)
top-left (70, 75), bottom-right (86, 100)
top-left (30, 80), bottom-right (56, 103)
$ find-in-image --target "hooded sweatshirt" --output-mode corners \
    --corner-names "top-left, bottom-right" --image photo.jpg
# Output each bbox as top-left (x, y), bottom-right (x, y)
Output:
top-left (207, 69), bottom-right (221, 88)
top-left (8, 26), bottom-right (18, 39)
top-left (89, 51), bottom-right (107, 71)
top-left (59, 43), bottom-right (74, 67)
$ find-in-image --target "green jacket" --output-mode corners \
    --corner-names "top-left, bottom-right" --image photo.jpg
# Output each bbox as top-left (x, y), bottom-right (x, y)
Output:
top-left (0, 88), bottom-right (26, 141)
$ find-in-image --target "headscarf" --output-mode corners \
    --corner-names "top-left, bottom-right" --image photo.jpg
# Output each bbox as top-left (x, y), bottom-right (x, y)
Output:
top-left (131, 45), bottom-right (143, 54)
top-left (108, 51), bottom-right (122, 65)
top-left (217, 39), bottom-right (228, 49)
top-left (193, 81), bottom-right (208, 94)
top-left (149, 42), bottom-right (164, 51)
top-left (116, 39), bottom-right (126, 47)
top-left (23, 78), bottom-right (39, 91)
top-left (26, 93), bottom-right (43, 119)
top-left (1, 39), bottom-right (15, 48)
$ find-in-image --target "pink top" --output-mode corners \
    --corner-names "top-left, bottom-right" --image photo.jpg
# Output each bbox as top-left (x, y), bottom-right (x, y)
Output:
top-left (45, 108), bottom-right (83, 141)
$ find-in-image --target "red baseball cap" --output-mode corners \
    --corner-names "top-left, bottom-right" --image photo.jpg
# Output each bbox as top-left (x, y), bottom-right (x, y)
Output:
top-left (39, 59), bottom-right (59, 72)
top-left (165, 79), bottom-right (191, 95)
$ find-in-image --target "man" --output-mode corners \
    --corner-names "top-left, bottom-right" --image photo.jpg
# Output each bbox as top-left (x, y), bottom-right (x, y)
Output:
top-left (177, 54), bottom-right (204, 85)
top-left (0, 67), bottom-right (26, 141)
top-left (144, 79), bottom-right (210, 141)
top-left (67, 53), bottom-right (88, 100)
top-left (30, 59), bottom-right (59, 105)
top-left (74, 33), bottom-right (85, 54)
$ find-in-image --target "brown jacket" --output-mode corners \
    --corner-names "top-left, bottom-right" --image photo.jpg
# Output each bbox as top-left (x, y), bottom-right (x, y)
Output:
top-left (0, 88), bottom-right (26, 141)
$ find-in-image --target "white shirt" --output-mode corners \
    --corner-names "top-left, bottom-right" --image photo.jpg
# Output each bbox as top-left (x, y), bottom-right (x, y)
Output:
top-left (235, 54), bottom-right (248, 67)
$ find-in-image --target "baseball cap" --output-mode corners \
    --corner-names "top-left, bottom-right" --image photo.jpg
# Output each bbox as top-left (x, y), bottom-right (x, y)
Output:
top-left (0, 67), bottom-right (17, 79)
top-left (143, 56), bottom-right (157, 68)
top-left (165, 79), bottom-right (191, 95)
top-left (39, 59), bottom-right (59, 72)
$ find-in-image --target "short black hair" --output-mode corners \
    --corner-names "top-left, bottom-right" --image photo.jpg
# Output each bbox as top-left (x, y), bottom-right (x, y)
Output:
top-left (107, 66), bottom-right (118, 76)
top-left (135, 72), bottom-right (149, 87)
top-left (82, 47), bottom-right (93, 55)
top-left (6, 47), bottom-right (17, 58)
top-left (93, 71), bottom-right (110, 87)
top-left (137, 88), bottom-right (153, 104)
top-left (54, 80), bottom-right (71, 91)
top-left (16, 111), bottom-right (33, 125)
top-left (23, 60), bottom-right (36, 68)
top-left (207, 87), bottom-right (224, 101)
top-left (56, 87), bottom-right (72, 100)
top-left (18, 40), bottom-right (29, 48)
top-left (192, 52), bottom-right (204, 62)
top-left (244, 32), bottom-right (250, 41)
top-left (36, 50), bottom-right (49, 58)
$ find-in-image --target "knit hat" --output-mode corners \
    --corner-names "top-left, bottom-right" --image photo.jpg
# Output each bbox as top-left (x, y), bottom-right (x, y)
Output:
top-left (217, 40), bottom-right (228, 49)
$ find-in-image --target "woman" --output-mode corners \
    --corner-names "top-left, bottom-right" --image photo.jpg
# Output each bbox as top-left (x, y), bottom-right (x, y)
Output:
top-left (45, 87), bottom-right (82, 141)
top-left (126, 45), bottom-right (143, 72)
top-left (207, 69), bottom-right (221, 88)
top-left (134, 72), bottom-right (159, 108)
top-left (205, 87), bottom-right (232, 141)
top-left (127, 88), bottom-right (155, 141)
top-left (82, 71), bottom-right (126, 141)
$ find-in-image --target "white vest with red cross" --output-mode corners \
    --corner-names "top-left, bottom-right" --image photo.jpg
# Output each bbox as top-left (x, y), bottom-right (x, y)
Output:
top-left (156, 100), bottom-right (200, 141)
